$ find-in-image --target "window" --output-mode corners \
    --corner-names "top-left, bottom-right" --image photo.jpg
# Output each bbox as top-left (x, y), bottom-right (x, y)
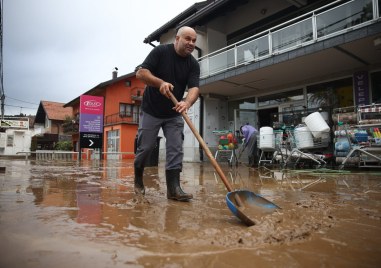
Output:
top-left (107, 130), bottom-right (119, 151)
top-left (6, 135), bottom-right (13, 147)
top-left (307, 78), bottom-right (353, 109)
top-left (258, 89), bottom-right (303, 107)
top-left (119, 103), bottom-right (132, 117)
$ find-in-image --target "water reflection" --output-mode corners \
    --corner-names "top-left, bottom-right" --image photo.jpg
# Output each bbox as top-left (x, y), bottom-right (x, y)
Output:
top-left (3, 158), bottom-right (379, 267)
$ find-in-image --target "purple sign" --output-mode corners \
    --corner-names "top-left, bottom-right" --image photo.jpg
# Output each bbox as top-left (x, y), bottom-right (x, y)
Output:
top-left (79, 114), bottom-right (103, 133)
top-left (353, 71), bottom-right (369, 106)
top-left (79, 95), bottom-right (104, 149)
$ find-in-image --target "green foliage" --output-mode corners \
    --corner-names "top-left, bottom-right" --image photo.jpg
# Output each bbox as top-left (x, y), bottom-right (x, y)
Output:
top-left (62, 115), bottom-right (79, 134)
top-left (54, 141), bottom-right (73, 151)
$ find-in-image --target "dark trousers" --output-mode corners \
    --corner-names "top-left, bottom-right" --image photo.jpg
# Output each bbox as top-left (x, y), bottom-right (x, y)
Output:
top-left (246, 134), bottom-right (258, 166)
top-left (134, 112), bottom-right (184, 170)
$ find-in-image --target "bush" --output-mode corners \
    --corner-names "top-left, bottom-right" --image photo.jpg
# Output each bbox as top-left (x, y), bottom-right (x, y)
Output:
top-left (54, 141), bottom-right (73, 151)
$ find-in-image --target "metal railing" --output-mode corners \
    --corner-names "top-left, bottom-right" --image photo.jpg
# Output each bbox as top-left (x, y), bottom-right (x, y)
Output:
top-left (17, 150), bottom-right (136, 161)
top-left (17, 151), bottom-right (79, 160)
top-left (104, 112), bottom-right (140, 125)
top-left (198, 0), bottom-right (379, 78)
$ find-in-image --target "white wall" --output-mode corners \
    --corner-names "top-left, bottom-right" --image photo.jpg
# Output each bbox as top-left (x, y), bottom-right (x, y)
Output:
top-left (0, 129), bottom-right (34, 155)
top-left (203, 98), bottom-right (228, 148)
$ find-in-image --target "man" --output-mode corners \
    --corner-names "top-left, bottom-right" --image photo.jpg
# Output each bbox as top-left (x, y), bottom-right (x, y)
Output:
top-left (134, 26), bottom-right (200, 201)
top-left (240, 124), bottom-right (259, 167)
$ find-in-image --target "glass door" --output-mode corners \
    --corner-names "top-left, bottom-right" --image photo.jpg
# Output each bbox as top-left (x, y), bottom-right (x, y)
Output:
top-left (107, 129), bottom-right (120, 160)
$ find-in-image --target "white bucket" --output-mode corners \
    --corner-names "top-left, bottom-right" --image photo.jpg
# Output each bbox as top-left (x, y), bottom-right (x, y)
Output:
top-left (304, 112), bottom-right (330, 138)
top-left (259, 127), bottom-right (275, 149)
top-left (294, 126), bottom-right (314, 149)
top-left (320, 111), bottom-right (329, 121)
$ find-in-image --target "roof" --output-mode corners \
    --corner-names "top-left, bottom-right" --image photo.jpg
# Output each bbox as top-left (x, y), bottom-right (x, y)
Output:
top-left (177, 0), bottom-right (249, 29)
top-left (144, 0), bottom-right (324, 45)
top-left (64, 71), bottom-right (136, 108)
top-left (143, 0), bottom-right (212, 44)
top-left (35, 101), bottom-right (73, 124)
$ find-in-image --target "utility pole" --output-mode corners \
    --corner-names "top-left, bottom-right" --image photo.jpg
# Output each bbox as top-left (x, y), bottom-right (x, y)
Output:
top-left (0, 0), bottom-right (4, 120)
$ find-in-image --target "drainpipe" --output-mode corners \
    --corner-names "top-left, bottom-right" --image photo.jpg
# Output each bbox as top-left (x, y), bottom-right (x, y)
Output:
top-left (199, 95), bottom-right (204, 162)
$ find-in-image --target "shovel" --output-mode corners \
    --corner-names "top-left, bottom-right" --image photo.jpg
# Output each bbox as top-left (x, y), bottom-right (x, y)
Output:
top-left (168, 91), bottom-right (280, 226)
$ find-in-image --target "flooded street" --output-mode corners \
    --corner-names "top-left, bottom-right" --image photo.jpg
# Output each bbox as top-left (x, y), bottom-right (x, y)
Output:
top-left (1, 158), bottom-right (381, 267)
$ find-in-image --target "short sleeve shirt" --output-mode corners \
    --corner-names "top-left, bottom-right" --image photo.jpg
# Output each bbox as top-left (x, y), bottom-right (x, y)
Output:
top-left (140, 44), bottom-right (200, 118)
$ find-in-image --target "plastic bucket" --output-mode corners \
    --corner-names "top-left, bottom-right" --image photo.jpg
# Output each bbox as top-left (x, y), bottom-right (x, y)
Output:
top-left (294, 126), bottom-right (314, 149)
top-left (304, 112), bottom-right (330, 138)
top-left (259, 127), bottom-right (275, 149)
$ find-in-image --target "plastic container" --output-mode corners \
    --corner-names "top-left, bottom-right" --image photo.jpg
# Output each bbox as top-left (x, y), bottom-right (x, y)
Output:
top-left (354, 132), bottom-right (368, 142)
top-left (259, 127), bottom-right (275, 149)
top-left (304, 112), bottom-right (330, 138)
top-left (294, 126), bottom-right (314, 149)
top-left (335, 140), bottom-right (350, 152)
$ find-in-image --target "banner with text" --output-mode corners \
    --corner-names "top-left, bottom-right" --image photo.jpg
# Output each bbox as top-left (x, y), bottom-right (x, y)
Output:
top-left (79, 95), bottom-right (104, 149)
top-left (353, 71), bottom-right (370, 106)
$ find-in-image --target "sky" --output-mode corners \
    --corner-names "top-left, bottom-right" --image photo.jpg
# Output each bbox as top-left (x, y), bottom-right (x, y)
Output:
top-left (3, 0), bottom-right (199, 116)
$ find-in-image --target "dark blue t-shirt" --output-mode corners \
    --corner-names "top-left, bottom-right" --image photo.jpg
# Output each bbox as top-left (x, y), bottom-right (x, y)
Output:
top-left (140, 44), bottom-right (200, 118)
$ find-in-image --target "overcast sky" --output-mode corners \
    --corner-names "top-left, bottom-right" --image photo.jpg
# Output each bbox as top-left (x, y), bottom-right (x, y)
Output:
top-left (3, 0), bottom-right (198, 116)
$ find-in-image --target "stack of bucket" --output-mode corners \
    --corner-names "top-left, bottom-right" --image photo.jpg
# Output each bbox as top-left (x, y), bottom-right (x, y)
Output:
top-left (304, 112), bottom-right (330, 138)
top-left (296, 112), bottom-right (330, 149)
top-left (259, 126), bottom-right (275, 150)
top-left (294, 125), bottom-right (314, 149)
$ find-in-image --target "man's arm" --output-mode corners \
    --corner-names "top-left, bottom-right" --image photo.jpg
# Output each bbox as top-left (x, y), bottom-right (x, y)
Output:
top-left (184, 87), bottom-right (199, 108)
top-left (136, 68), bottom-right (174, 97)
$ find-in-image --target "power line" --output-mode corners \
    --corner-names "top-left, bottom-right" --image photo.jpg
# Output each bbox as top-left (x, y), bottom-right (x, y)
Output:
top-left (5, 104), bottom-right (37, 110)
top-left (5, 95), bottom-right (39, 105)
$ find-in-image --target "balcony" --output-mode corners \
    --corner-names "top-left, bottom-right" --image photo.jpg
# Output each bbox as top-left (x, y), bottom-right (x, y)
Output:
top-left (198, 0), bottom-right (379, 79)
top-left (104, 112), bottom-right (140, 126)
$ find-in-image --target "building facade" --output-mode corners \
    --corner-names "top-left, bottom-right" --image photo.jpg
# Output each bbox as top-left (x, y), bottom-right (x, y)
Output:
top-left (142, 0), bottom-right (381, 161)
top-left (64, 71), bottom-right (146, 160)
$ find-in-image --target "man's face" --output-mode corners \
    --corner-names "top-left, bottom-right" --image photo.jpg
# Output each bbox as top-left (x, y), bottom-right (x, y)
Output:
top-left (176, 30), bottom-right (197, 57)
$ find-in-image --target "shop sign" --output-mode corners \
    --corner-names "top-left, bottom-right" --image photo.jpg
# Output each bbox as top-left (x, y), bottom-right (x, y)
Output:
top-left (353, 71), bottom-right (369, 106)
top-left (80, 132), bottom-right (103, 148)
top-left (0, 119), bottom-right (29, 129)
top-left (79, 95), bottom-right (104, 149)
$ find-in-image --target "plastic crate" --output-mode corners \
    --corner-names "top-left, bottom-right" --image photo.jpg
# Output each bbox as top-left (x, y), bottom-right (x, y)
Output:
top-left (355, 132), bottom-right (368, 142)
top-left (219, 139), bottom-right (229, 145)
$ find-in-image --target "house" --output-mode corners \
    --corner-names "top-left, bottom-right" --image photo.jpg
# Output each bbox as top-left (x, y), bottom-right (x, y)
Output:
top-left (33, 101), bottom-right (73, 150)
top-left (0, 115), bottom-right (34, 156)
top-left (142, 0), bottom-right (381, 161)
top-left (64, 70), bottom-right (146, 160)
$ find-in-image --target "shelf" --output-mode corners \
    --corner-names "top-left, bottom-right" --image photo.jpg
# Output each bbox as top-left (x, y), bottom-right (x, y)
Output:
top-left (356, 123), bottom-right (381, 128)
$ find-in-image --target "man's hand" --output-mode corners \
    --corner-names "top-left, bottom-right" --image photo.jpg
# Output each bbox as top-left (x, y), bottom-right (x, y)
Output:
top-left (173, 100), bottom-right (190, 114)
top-left (159, 82), bottom-right (174, 98)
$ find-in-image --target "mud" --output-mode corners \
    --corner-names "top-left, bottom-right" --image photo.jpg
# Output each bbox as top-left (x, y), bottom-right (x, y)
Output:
top-left (0, 158), bottom-right (380, 267)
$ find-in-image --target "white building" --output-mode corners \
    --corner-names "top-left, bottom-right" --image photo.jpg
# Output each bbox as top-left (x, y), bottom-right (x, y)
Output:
top-left (0, 117), bottom-right (35, 156)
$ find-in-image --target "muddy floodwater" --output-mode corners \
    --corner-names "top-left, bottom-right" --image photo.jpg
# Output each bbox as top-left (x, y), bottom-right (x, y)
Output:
top-left (1, 158), bottom-right (381, 267)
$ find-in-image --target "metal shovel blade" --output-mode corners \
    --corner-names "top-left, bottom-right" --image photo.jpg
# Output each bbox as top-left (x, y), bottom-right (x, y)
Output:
top-left (226, 190), bottom-right (280, 226)
top-left (167, 91), bottom-right (280, 226)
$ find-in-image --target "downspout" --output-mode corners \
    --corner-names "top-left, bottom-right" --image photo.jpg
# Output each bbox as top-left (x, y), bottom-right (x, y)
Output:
top-left (199, 95), bottom-right (204, 162)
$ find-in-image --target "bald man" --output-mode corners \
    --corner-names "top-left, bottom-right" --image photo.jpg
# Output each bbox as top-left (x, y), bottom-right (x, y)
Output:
top-left (134, 26), bottom-right (200, 201)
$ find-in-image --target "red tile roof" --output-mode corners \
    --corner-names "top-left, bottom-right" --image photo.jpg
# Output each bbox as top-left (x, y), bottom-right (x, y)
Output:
top-left (41, 101), bottom-right (73, 120)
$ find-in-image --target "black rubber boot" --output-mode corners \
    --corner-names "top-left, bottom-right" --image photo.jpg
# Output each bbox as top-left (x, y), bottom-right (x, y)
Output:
top-left (166, 169), bottom-right (193, 201)
top-left (134, 167), bottom-right (145, 195)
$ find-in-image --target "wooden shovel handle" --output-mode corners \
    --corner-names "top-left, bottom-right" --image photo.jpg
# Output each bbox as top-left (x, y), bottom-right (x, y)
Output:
top-left (168, 92), bottom-right (235, 192)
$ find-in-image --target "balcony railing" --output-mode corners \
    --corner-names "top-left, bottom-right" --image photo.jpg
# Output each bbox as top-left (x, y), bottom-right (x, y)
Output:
top-left (104, 112), bottom-right (140, 125)
top-left (198, 0), bottom-right (379, 78)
